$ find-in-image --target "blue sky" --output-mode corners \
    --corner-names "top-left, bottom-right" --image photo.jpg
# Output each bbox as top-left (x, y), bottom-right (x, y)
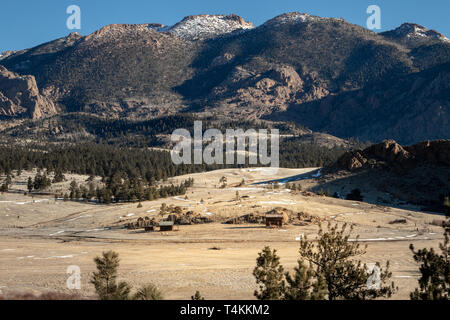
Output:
top-left (1, 0), bottom-right (449, 51)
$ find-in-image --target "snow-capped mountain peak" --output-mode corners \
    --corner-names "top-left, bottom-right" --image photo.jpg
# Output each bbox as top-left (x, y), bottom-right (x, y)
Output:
top-left (383, 23), bottom-right (450, 45)
top-left (158, 14), bottom-right (254, 40)
top-left (263, 12), bottom-right (323, 26)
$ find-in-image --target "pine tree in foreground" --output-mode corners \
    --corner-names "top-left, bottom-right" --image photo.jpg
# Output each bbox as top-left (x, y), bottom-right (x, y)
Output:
top-left (253, 247), bottom-right (285, 300)
top-left (298, 223), bottom-right (397, 300)
top-left (284, 259), bottom-right (326, 300)
top-left (410, 220), bottom-right (449, 300)
top-left (132, 284), bottom-right (164, 300)
top-left (91, 251), bottom-right (131, 300)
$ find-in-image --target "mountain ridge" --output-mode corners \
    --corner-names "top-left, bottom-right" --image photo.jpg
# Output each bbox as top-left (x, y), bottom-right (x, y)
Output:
top-left (1, 12), bottom-right (449, 144)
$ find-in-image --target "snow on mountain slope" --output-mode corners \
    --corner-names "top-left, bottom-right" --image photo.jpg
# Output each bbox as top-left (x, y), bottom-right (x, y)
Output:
top-left (382, 23), bottom-right (450, 46)
top-left (263, 12), bottom-right (323, 26)
top-left (161, 14), bottom-right (254, 40)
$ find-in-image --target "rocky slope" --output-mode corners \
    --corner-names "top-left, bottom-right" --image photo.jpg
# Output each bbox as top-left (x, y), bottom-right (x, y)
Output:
top-left (331, 140), bottom-right (450, 172)
top-left (271, 62), bottom-right (450, 144)
top-left (0, 12), bottom-right (449, 143)
top-left (0, 66), bottom-right (56, 119)
top-left (318, 140), bottom-right (450, 212)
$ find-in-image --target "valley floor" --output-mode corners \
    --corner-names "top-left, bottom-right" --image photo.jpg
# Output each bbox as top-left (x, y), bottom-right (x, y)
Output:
top-left (0, 168), bottom-right (446, 300)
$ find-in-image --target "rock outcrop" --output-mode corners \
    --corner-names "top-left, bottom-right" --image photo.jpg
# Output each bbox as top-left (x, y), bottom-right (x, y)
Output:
top-left (319, 140), bottom-right (450, 212)
top-left (210, 65), bottom-right (329, 118)
top-left (0, 66), bottom-right (56, 119)
top-left (332, 140), bottom-right (450, 173)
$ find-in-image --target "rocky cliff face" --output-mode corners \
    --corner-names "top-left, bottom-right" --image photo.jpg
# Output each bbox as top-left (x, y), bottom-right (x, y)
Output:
top-left (209, 65), bottom-right (329, 118)
top-left (0, 66), bottom-right (56, 119)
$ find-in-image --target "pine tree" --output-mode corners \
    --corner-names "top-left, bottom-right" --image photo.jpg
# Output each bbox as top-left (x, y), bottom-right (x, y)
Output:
top-left (298, 223), bottom-right (396, 300)
top-left (284, 260), bottom-right (326, 300)
top-left (53, 170), bottom-right (65, 183)
top-left (410, 220), bottom-right (449, 300)
top-left (0, 182), bottom-right (8, 192)
top-left (27, 177), bottom-right (33, 193)
top-left (69, 180), bottom-right (78, 200)
top-left (91, 251), bottom-right (131, 300)
top-left (253, 247), bottom-right (285, 300)
top-left (132, 284), bottom-right (163, 300)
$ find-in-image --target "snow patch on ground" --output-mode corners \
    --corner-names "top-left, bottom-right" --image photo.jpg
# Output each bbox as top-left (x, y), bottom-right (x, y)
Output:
top-left (67, 214), bottom-right (92, 222)
top-left (260, 200), bottom-right (297, 205)
top-left (232, 187), bottom-right (264, 192)
top-left (311, 169), bottom-right (322, 178)
top-left (49, 231), bottom-right (65, 236)
top-left (173, 197), bottom-right (193, 202)
top-left (84, 228), bottom-right (107, 233)
top-left (349, 234), bottom-right (418, 242)
top-left (202, 208), bottom-right (213, 216)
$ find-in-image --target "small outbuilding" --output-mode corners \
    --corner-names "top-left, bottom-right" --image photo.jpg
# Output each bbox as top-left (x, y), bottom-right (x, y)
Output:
top-left (265, 214), bottom-right (284, 228)
top-left (159, 221), bottom-right (175, 232)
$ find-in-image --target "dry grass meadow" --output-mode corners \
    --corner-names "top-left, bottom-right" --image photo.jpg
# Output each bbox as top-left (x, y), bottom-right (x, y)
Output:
top-left (0, 168), bottom-right (446, 300)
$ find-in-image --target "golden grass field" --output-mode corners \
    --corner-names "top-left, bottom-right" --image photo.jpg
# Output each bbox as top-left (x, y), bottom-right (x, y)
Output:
top-left (0, 168), bottom-right (446, 300)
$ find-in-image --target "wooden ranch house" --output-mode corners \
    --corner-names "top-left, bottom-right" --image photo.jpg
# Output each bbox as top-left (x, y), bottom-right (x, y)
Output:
top-left (265, 213), bottom-right (284, 228)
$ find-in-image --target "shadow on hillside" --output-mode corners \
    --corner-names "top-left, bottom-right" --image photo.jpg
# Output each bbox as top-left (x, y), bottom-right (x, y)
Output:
top-left (309, 170), bottom-right (447, 216)
top-left (251, 169), bottom-right (322, 186)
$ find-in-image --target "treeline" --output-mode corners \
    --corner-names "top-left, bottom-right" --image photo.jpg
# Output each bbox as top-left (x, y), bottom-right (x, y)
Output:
top-left (0, 144), bottom-right (226, 183)
top-left (280, 140), bottom-right (348, 168)
top-left (94, 178), bottom-right (194, 204)
top-left (0, 141), bottom-right (354, 182)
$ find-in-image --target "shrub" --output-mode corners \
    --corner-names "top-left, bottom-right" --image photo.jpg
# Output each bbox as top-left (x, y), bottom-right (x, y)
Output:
top-left (191, 291), bottom-right (205, 300)
top-left (346, 189), bottom-right (364, 202)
